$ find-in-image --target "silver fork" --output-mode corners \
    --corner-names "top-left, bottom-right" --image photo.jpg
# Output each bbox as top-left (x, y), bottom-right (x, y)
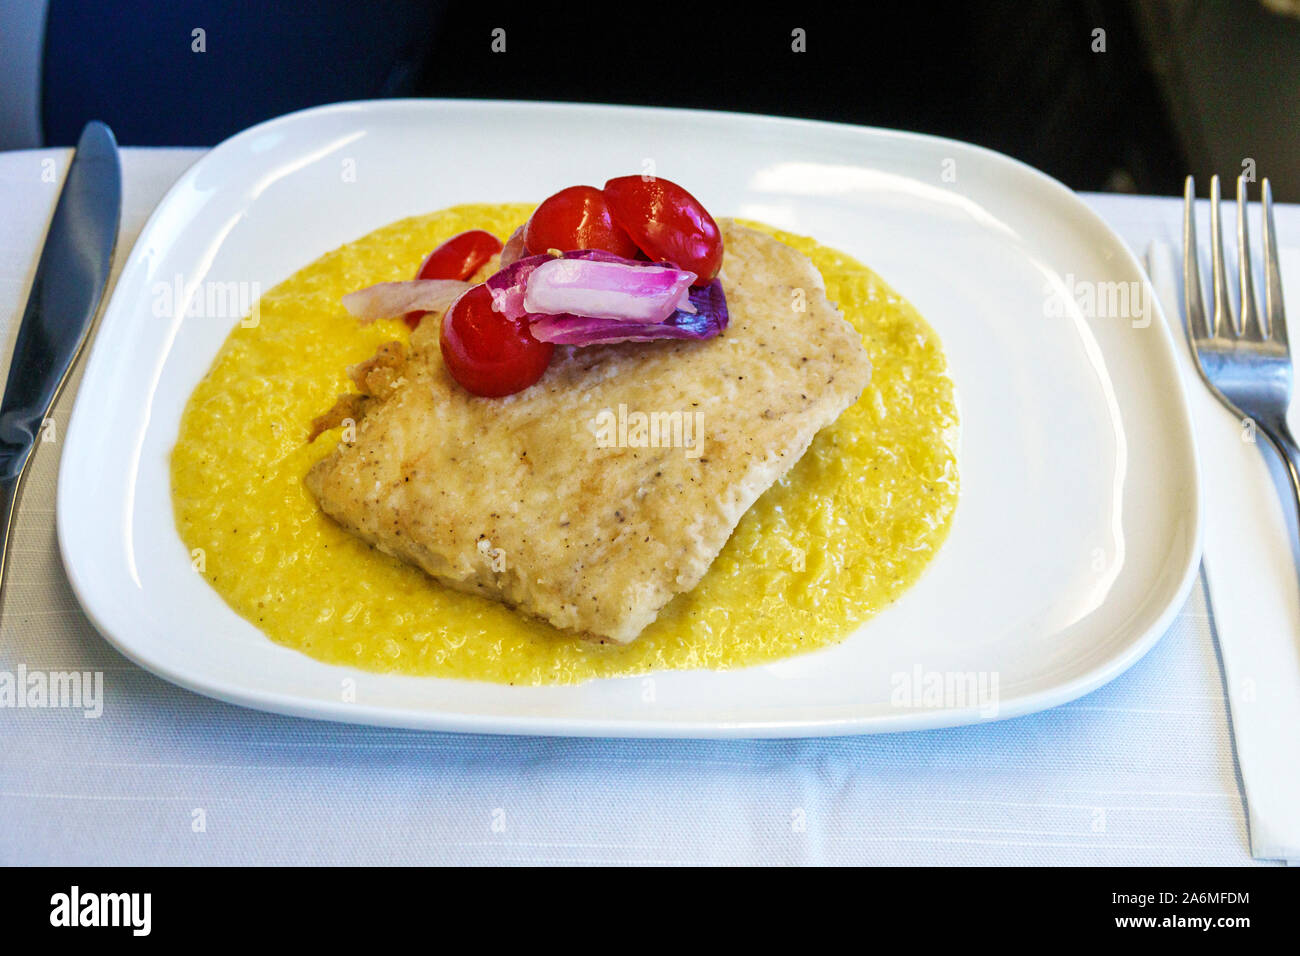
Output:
top-left (1184, 174), bottom-right (1300, 521)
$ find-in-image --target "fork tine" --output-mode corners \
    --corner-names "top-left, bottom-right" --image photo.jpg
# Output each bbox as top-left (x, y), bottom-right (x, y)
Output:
top-left (1236, 176), bottom-right (1265, 341)
top-left (1209, 175), bottom-right (1237, 337)
top-left (1262, 177), bottom-right (1289, 348)
top-left (1183, 176), bottom-right (1212, 342)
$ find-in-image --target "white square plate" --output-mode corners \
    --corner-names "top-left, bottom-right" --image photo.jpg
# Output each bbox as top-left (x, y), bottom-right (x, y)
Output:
top-left (57, 100), bottom-right (1202, 737)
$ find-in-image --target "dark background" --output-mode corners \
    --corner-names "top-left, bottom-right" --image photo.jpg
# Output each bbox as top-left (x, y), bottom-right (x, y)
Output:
top-left (25, 0), bottom-right (1300, 199)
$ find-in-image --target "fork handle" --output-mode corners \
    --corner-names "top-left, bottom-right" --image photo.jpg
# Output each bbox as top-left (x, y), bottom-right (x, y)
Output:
top-left (1258, 415), bottom-right (1300, 530)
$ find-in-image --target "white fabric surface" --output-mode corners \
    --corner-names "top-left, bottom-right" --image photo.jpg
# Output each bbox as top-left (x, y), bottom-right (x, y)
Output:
top-left (0, 148), bottom-right (1284, 866)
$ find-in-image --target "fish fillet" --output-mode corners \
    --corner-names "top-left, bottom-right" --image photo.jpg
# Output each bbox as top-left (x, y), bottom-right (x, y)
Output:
top-left (305, 222), bottom-right (871, 643)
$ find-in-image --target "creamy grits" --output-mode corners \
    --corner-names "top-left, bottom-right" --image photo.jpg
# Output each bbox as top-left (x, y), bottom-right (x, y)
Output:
top-left (171, 203), bottom-right (959, 684)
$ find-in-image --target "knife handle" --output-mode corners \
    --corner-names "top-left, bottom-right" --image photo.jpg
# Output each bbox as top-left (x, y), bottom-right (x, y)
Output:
top-left (0, 417), bottom-right (37, 600)
top-left (0, 469), bottom-right (21, 598)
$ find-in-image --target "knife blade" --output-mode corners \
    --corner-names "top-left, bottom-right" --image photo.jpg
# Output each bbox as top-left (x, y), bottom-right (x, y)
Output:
top-left (0, 121), bottom-right (121, 596)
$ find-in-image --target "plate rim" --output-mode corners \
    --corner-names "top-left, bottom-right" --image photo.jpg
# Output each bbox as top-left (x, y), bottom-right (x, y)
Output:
top-left (56, 97), bottom-right (1205, 738)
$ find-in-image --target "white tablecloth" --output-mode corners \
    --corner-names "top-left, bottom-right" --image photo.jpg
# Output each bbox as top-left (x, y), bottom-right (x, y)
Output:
top-left (0, 148), bottom-right (1278, 866)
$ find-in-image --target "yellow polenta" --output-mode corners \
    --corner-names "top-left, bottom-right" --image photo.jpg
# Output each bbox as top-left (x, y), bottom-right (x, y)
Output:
top-left (171, 203), bottom-right (958, 684)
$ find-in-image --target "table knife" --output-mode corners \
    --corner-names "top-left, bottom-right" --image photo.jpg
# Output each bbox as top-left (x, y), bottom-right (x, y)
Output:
top-left (0, 121), bottom-right (121, 600)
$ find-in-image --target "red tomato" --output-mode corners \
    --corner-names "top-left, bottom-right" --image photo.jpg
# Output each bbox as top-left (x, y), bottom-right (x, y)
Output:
top-left (602, 176), bottom-right (723, 282)
top-left (523, 185), bottom-right (640, 258)
top-left (406, 230), bottom-right (503, 329)
top-left (439, 284), bottom-right (554, 397)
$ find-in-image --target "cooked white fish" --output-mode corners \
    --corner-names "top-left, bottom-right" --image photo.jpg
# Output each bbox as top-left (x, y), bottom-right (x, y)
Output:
top-left (305, 222), bottom-right (871, 643)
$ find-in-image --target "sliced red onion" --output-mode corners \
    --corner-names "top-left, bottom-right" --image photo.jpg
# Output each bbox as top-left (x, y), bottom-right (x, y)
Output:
top-left (484, 255), bottom-right (543, 321)
top-left (341, 279), bottom-right (470, 323)
top-left (529, 279), bottom-right (728, 345)
top-left (499, 226), bottom-right (526, 268)
top-left (486, 249), bottom-right (691, 322)
top-left (523, 258), bottom-right (695, 323)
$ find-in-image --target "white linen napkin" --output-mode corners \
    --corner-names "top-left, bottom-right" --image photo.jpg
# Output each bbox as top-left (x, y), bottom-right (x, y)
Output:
top-left (1147, 239), bottom-right (1300, 863)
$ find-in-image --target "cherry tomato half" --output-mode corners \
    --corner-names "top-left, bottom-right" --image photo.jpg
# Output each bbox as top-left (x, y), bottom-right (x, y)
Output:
top-left (523, 185), bottom-right (640, 258)
top-left (602, 176), bottom-right (723, 283)
top-left (406, 230), bottom-right (503, 329)
top-left (439, 283), bottom-right (554, 397)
